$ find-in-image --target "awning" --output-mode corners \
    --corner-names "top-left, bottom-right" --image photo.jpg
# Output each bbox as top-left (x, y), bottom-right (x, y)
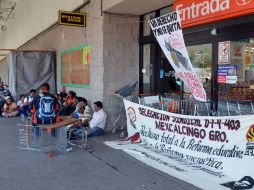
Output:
top-left (103, 0), bottom-right (173, 15)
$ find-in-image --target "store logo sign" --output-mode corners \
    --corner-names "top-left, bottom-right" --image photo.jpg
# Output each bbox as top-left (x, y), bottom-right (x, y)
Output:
top-left (59, 11), bottom-right (86, 27)
top-left (175, 0), bottom-right (230, 21)
top-left (174, 0), bottom-right (254, 28)
top-left (235, 0), bottom-right (252, 6)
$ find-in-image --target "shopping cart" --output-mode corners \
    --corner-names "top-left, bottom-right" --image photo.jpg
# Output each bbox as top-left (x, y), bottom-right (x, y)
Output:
top-left (111, 81), bottom-right (138, 137)
top-left (238, 100), bottom-right (254, 115)
top-left (227, 100), bottom-right (241, 116)
top-left (194, 101), bottom-right (215, 116)
top-left (217, 100), bottom-right (229, 116)
top-left (17, 123), bottom-right (68, 155)
top-left (166, 99), bottom-right (196, 115)
top-left (138, 94), bottom-right (161, 110)
top-left (17, 117), bottom-right (80, 156)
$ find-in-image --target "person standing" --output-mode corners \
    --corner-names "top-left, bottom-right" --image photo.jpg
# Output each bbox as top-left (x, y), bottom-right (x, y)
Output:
top-left (31, 83), bottom-right (59, 125)
top-left (203, 78), bottom-right (211, 95)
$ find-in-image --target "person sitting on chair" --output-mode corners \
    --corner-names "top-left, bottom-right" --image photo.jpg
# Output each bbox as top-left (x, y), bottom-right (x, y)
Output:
top-left (73, 101), bottom-right (107, 138)
top-left (77, 98), bottom-right (93, 118)
top-left (2, 96), bottom-right (19, 118)
top-left (67, 102), bottom-right (88, 139)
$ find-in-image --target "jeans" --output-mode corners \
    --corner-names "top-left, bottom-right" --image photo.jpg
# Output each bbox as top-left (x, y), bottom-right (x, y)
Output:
top-left (88, 127), bottom-right (103, 137)
top-left (73, 127), bottom-right (103, 139)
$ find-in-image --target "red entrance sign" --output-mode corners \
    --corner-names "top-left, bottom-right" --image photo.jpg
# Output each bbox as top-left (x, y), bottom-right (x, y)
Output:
top-left (174, 0), bottom-right (254, 28)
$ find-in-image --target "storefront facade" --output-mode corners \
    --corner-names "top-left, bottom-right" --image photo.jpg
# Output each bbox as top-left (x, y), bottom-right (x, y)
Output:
top-left (140, 0), bottom-right (254, 109)
top-left (1, 0), bottom-right (254, 127)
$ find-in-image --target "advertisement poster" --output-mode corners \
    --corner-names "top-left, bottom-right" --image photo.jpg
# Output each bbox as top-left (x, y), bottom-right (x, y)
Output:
top-left (118, 99), bottom-right (254, 190)
top-left (150, 12), bottom-right (206, 102)
top-left (83, 46), bottom-right (90, 65)
top-left (218, 65), bottom-right (238, 84)
top-left (218, 41), bottom-right (230, 65)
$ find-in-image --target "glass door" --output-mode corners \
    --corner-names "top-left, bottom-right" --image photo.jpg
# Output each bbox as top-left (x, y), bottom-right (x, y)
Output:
top-left (142, 43), bottom-right (156, 94)
top-left (217, 38), bottom-right (254, 116)
top-left (159, 50), bottom-right (178, 94)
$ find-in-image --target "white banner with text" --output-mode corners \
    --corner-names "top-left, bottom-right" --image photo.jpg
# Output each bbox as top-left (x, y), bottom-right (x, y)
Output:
top-left (150, 11), bottom-right (206, 101)
top-left (123, 99), bottom-right (254, 186)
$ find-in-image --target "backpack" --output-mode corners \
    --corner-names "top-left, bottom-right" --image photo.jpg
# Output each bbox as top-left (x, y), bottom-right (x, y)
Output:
top-left (36, 94), bottom-right (56, 124)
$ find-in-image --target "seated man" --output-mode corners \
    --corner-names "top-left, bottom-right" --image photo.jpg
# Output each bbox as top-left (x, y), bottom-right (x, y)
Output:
top-left (2, 96), bottom-right (19, 118)
top-left (67, 102), bottom-right (90, 129)
top-left (58, 91), bottom-right (77, 116)
top-left (23, 89), bottom-right (36, 115)
top-left (78, 98), bottom-right (93, 118)
top-left (66, 102), bottom-right (87, 139)
top-left (72, 102), bottom-right (87, 121)
top-left (73, 101), bottom-right (107, 138)
top-left (17, 95), bottom-right (26, 116)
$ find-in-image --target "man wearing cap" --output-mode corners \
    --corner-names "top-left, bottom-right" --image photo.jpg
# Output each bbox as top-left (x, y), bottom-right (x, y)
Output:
top-left (72, 102), bottom-right (86, 119)
top-left (72, 101), bottom-right (106, 138)
top-left (2, 96), bottom-right (19, 118)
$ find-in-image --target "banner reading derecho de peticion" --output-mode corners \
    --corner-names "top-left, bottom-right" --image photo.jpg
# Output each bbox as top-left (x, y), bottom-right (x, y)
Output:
top-left (124, 99), bottom-right (254, 181)
top-left (150, 11), bottom-right (206, 102)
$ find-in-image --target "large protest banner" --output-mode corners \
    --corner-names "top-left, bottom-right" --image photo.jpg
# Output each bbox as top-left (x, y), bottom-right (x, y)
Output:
top-left (123, 99), bottom-right (254, 186)
top-left (150, 12), bottom-right (206, 102)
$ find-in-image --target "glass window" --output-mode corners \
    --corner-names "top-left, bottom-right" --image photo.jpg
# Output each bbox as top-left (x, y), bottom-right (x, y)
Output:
top-left (187, 44), bottom-right (212, 97)
top-left (160, 6), bottom-right (173, 16)
top-left (159, 50), bottom-right (178, 94)
top-left (218, 38), bottom-right (254, 115)
top-left (143, 12), bottom-right (155, 36)
top-left (142, 43), bottom-right (155, 94)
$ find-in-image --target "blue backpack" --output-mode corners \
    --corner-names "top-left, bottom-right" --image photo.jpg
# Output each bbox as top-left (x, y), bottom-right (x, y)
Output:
top-left (36, 94), bottom-right (56, 124)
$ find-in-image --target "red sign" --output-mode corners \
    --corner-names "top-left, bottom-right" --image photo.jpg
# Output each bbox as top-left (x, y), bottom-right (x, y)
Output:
top-left (174, 0), bottom-right (254, 28)
top-left (218, 76), bottom-right (227, 83)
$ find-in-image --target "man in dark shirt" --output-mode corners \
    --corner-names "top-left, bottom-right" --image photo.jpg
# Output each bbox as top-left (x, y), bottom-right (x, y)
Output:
top-left (31, 83), bottom-right (60, 125)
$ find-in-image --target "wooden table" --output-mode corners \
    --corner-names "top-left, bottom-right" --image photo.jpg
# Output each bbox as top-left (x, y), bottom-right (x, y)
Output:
top-left (41, 116), bottom-right (79, 129)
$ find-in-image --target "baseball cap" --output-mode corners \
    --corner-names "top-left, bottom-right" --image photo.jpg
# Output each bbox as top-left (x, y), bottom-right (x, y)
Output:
top-left (75, 102), bottom-right (85, 112)
top-left (4, 96), bottom-right (11, 100)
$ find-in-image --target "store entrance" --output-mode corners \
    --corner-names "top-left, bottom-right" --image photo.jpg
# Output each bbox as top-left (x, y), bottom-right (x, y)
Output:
top-left (159, 50), bottom-right (178, 94)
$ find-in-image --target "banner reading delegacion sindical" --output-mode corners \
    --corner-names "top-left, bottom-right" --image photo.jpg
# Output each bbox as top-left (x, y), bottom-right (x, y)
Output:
top-left (123, 99), bottom-right (254, 190)
top-left (150, 11), bottom-right (206, 102)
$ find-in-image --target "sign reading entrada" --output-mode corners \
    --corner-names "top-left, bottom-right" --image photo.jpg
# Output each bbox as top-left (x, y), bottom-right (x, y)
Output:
top-left (174, 0), bottom-right (254, 28)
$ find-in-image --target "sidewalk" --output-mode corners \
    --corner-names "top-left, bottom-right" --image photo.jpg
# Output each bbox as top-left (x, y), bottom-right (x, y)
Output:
top-left (0, 118), bottom-right (200, 190)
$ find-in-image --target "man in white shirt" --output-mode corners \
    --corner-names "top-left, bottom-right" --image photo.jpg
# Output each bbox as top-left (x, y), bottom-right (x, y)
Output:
top-left (72, 101), bottom-right (107, 139)
top-left (87, 101), bottom-right (107, 137)
top-left (24, 89), bottom-right (36, 105)
top-left (23, 89), bottom-right (36, 114)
